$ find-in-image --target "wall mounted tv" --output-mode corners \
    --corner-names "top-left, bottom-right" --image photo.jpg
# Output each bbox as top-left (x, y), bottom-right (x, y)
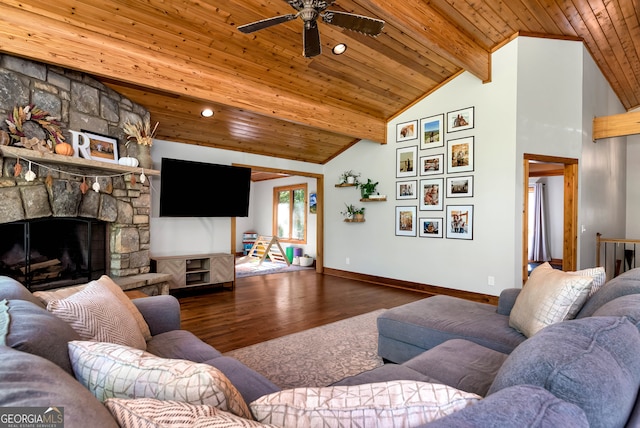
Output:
top-left (159, 158), bottom-right (251, 217)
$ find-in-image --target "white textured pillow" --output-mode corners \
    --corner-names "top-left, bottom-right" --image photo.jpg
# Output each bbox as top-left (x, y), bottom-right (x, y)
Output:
top-left (68, 341), bottom-right (251, 419)
top-left (249, 381), bottom-right (481, 427)
top-left (47, 278), bottom-right (147, 349)
top-left (40, 276), bottom-right (151, 341)
top-left (105, 398), bottom-right (274, 428)
top-left (509, 263), bottom-right (594, 337)
top-left (568, 266), bottom-right (606, 297)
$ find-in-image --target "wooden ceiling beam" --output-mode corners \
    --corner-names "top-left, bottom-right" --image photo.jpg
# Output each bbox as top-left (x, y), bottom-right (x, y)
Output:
top-left (593, 111), bottom-right (640, 140)
top-left (0, 3), bottom-right (386, 143)
top-left (362, 0), bottom-right (491, 83)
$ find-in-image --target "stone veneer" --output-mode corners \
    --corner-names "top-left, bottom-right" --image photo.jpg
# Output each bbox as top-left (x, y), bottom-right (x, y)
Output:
top-left (0, 54), bottom-right (153, 278)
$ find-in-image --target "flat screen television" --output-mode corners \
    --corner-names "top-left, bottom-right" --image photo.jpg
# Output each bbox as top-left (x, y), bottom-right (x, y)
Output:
top-left (159, 158), bottom-right (251, 217)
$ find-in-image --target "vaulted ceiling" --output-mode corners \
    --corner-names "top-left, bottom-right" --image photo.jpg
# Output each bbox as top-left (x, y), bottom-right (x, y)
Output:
top-left (0, 1), bottom-right (638, 164)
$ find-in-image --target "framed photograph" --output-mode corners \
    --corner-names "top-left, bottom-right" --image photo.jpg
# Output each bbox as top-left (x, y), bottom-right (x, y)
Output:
top-left (420, 114), bottom-right (444, 150)
top-left (81, 130), bottom-right (119, 164)
top-left (395, 206), bottom-right (417, 237)
top-left (419, 217), bottom-right (443, 238)
top-left (446, 205), bottom-right (474, 240)
top-left (446, 175), bottom-right (474, 198)
top-left (396, 120), bottom-right (418, 142)
top-left (419, 178), bottom-right (443, 211)
top-left (420, 153), bottom-right (444, 176)
top-left (447, 136), bottom-right (474, 174)
top-left (446, 106), bottom-right (475, 133)
top-left (396, 146), bottom-right (418, 178)
top-left (396, 180), bottom-right (417, 200)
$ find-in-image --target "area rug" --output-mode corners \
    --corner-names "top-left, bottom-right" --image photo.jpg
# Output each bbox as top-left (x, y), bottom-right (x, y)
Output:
top-left (224, 309), bottom-right (386, 389)
top-left (235, 260), bottom-right (312, 278)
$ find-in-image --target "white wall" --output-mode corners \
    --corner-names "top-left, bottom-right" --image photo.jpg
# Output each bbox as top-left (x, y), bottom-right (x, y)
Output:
top-left (628, 133), bottom-right (640, 237)
top-left (148, 141), bottom-right (322, 257)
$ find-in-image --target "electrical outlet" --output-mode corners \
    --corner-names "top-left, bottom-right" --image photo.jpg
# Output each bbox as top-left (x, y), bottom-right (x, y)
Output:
top-left (488, 276), bottom-right (495, 286)
top-left (346, 257), bottom-right (350, 265)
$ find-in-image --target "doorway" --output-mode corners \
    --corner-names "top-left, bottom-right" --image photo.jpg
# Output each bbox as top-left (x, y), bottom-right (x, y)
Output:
top-left (230, 164), bottom-right (324, 273)
top-left (522, 154), bottom-right (578, 282)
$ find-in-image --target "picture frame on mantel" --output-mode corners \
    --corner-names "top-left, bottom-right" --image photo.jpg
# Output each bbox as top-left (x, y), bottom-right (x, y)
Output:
top-left (81, 130), bottom-right (119, 164)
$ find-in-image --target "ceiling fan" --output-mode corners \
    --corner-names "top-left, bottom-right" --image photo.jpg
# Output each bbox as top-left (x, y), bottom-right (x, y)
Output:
top-left (237, 0), bottom-right (385, 58)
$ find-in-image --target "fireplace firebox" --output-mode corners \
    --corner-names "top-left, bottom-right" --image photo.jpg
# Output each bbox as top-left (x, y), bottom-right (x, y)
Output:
top-left (0, 218), bottom-right (107, 291)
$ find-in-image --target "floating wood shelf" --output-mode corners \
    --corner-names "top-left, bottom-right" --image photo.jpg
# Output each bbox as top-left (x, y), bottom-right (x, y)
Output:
top-left (0, 146), bottom-right (160, 176)
top-left (360, 197), bottom-right (387, 202)
top-left (335, 183), bottom-right (357, 187)
top-left (344, 218), bottom-right (365, 222)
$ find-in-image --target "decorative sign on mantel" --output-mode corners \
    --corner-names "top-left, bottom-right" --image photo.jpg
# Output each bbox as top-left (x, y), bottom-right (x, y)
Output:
top-left (69, 130), bottom-right (119, 164)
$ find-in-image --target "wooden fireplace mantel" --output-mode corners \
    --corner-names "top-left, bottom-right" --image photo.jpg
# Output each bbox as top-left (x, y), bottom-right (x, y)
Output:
top-left (0, 146), bottom-right (160, 176)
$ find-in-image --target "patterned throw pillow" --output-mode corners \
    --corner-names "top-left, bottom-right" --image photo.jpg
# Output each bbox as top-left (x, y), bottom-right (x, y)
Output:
top-left (47, 277), bottom-right (148, 349)
top-left (509, 263), bottom-right (594, 337)
top-left (249, 381), bottom-right (481, 427)
top-left (105, 398), bottom-right (274, 428)
top-left (38, 275), bottom-right (151, 341)
top-left (568, 266), bottom-right (606, 297)
top-left (68, 341), bottom-right (251, 419)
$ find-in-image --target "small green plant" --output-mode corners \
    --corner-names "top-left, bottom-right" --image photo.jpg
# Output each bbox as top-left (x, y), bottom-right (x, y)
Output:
top-left (358, 178), bottom-right (379, 199)
top-left (339, 170), bottom-right (360, 185)
top-left (341, 203), bottom-right (365, 218)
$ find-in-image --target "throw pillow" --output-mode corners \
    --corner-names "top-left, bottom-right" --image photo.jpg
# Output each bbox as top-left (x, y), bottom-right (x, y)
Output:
top-left (68, 340), bottom-right (251, 419)
top-left (39, 275), bottom-right (151, 341)
top-left (47, 277), bottom-right (148, 349)
top-left (105, 398), bottom-right (275, 428)
top-left (568, 266), bottom-right (606, 297)
top-left (249, 380), bottom-right (481, 427)
top-left (509, 263), bottom-right (594, 337)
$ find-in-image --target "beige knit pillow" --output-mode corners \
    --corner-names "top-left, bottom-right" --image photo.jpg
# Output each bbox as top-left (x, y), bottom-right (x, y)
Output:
top-left (509, 263), bottom-right (594, 337)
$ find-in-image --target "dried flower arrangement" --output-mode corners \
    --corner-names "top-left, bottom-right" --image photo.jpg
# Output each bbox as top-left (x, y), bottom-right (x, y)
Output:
top-left (123, 118), bottom-right (158, 147)
top-left (5, 104), bottom-right (66, 152)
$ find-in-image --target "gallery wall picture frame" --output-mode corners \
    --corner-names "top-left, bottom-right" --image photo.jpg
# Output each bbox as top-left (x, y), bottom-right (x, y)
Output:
top-left (81, 130), bottom-right (119, 164)
top-left (419, 178), bottom-right (443, 211)
top-left (446, 205), bottom-right (474, 240)
top-left (419, 217), bottom-right (443, 238)
top-left (396, 180), bottom-right (417, 200)
top-left (396, 120), bottom-right (418, 142)
top-left (446, 175), bottom-right (474, 198)
top-left (446, 106), bottom-right (475, 133)
top-left (396, 146), bottom-right (418, 178)
top-left (420, 114), bottom-right (444, 150)
top-left (447, 136), bottom-right (474, 174)
top-left (395, 206), bottom-right (417, 237)
top-left (420, 153), bottom-right (444, 176)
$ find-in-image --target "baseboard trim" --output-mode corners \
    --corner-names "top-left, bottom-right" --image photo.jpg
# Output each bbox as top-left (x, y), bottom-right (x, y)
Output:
top-left (323, 268), bottom-right (498, 305)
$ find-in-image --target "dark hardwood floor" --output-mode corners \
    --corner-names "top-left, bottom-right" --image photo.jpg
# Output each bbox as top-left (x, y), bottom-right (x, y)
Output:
top-left (175, 270), bottom-right (428, 353)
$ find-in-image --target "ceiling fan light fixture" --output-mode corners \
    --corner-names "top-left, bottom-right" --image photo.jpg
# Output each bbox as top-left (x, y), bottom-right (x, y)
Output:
top-left (201, 108), bottom-right (214, 118)
top-left (332, 43), bottom-right (347, 55)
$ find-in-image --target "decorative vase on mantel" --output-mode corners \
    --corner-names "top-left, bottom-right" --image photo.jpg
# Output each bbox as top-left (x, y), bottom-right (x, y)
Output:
top-left (128, 143), bottom-right (152, 169)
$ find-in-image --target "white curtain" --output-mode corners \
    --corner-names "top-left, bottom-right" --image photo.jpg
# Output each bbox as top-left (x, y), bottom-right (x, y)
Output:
top-left (529, 183), bottom-right (551, 262)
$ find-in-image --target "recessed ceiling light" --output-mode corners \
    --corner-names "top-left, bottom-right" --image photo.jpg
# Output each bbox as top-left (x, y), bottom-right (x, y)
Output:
top-left (201, 108), bottom-right (214, 117)
top-left (332, 43), bottom-right (347, 55)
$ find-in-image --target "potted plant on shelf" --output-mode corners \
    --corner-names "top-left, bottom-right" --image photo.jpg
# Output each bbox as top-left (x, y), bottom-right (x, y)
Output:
top-left (358, 178), bottom-right (379, 199)
top-left (339, 170), bottom-right (360, 185)
top-left (341, 203), bottom-right (365, 222)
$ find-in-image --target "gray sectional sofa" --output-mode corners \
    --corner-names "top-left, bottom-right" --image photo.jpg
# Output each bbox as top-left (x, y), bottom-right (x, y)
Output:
top-left (2, 269), bottom-right (640, 427)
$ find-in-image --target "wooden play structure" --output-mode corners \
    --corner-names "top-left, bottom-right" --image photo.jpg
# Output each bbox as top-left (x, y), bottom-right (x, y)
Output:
top-left (236, 235), bottom-right (290, 266)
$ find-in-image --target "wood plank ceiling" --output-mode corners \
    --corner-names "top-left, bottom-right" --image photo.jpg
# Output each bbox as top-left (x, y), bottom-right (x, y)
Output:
top-left (0, 1), bottom-right (638, 164)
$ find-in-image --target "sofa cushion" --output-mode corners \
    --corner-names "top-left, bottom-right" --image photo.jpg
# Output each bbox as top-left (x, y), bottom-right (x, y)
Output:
top-left (250, 380), bottom-right (481, 427)
top-left (68, 340), bottom-right (251, 419)
top-left (204, 356), bottom-right (281, 405)
top-left (47, 278), bottom-right (148, 349)
top-left (488, 316), bottom-right (640, 428)
top-left (2, 299), bottom-right (80, 375)
top-left (577, 267), bottom-right (640, 318)
top-left (0, 346), bottom-right (118, 428)
top-left (591, 294), bottom-right (640, 328)
top-left (509, 263), bottom-right (593, 337)
top-left (105, 398), bottom-right (274, 428)
top-left (0, 275), bottom-right (44, 307)
top-left (146, 329), bottom-right (223, 362)
top-left (426, 385), bottom-right (589, 428)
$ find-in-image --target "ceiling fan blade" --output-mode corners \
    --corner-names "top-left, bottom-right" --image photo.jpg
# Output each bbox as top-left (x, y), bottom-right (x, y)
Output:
top-left (303, 22), bottom-right (322, 58)
top-left (322, 11), bottom-right (384, 36)
top-left (238, 14), bottom-right (298, 34)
